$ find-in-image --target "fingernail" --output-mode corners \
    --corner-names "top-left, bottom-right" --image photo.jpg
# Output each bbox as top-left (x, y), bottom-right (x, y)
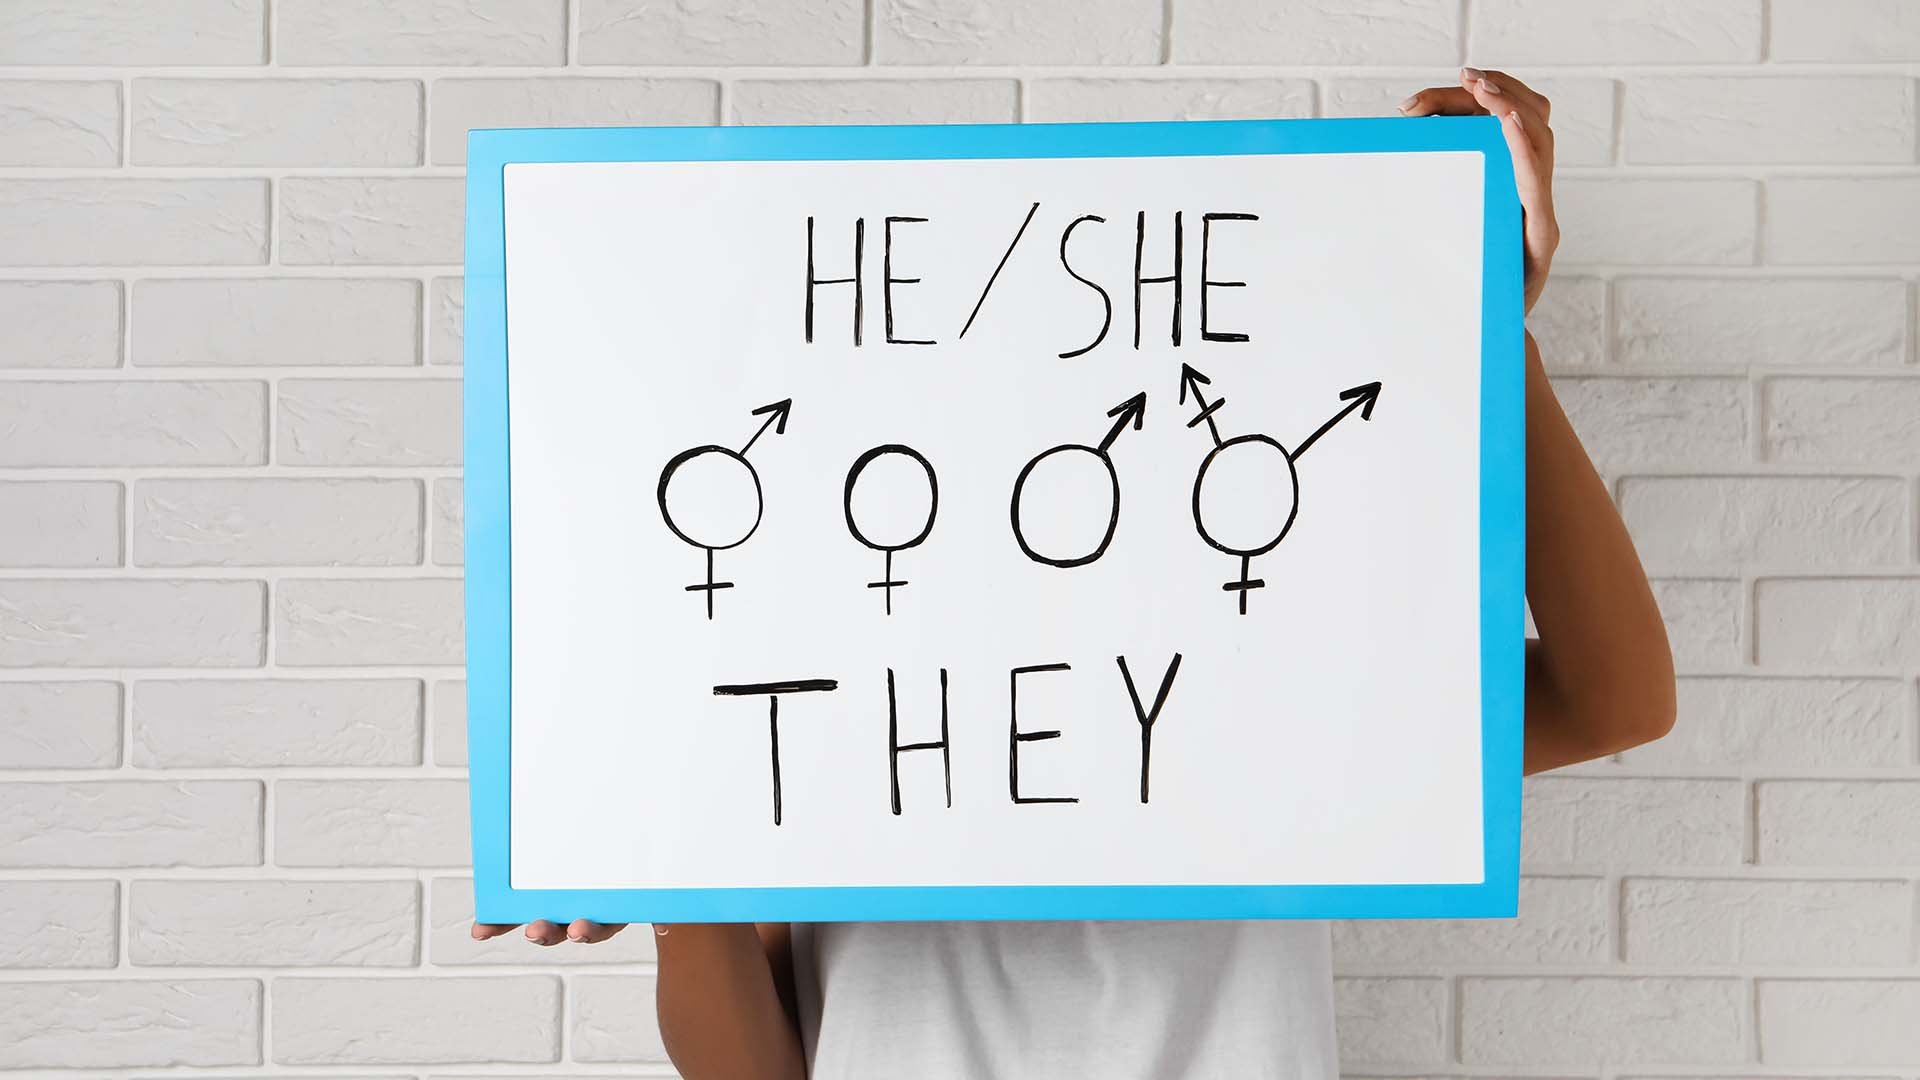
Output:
top-left (1508, 110), bottom-right (1524, 130)
top-left (1462, 66), bottom-right (1486, 82)
top-left (1482, 78), bottom-right (1503, 94)
top-left (1396, 94), bottom-right (1419, 114)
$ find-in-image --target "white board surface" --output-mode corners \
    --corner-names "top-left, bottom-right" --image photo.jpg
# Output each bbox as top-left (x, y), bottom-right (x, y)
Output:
top-left (501, 149), bottom-right (1486, 893)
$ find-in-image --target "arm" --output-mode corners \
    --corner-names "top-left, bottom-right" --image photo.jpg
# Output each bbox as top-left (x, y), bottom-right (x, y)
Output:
top-left (1404, 69), bottom-right (1676, 773)
top-left (470, 918), bottom-right (804, 1079)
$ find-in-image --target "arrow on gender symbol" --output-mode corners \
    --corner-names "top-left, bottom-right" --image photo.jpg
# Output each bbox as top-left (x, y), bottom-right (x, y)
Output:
top-left (740, 397), bottom-right (793, 455)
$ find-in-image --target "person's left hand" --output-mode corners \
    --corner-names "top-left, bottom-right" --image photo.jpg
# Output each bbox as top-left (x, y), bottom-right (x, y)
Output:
top-left (1399, 67), bottom-right (1558, 313)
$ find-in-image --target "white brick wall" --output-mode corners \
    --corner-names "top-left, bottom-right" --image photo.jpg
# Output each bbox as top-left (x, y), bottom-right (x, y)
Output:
top-left (0, 0), bottom-right (1915, 1074)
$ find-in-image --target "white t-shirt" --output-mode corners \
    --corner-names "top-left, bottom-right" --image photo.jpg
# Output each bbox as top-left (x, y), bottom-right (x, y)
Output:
top-left (792, 920), bottom-right (1338, 1079)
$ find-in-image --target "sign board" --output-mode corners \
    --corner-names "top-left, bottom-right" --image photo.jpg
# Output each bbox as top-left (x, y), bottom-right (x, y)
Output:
top-left (465, 118), bottom-right (1524, 923)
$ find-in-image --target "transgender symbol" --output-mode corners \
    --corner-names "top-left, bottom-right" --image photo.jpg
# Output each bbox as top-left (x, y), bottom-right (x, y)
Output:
top-left (1009, 391), bottom-right (1147, 568)
top-left (844, 444), bottom-right (939, 615)
top-left (656, 398), bottom-right (792, 620)
top-left (1179, 364), bottom-right (1382, 614)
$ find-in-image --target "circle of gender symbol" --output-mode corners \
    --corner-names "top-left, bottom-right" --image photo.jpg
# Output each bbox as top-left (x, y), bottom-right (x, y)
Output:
top-left (1009, 392), bottom-right (1145, 568)
top-left (657, 445), bottom-right (764, 619)
top-left (844, 444), bottom-right (938, 615)
top-left (657, 399), bottom-right (792, 620)
top-left (1190, 432), bottom-right (1300, 611)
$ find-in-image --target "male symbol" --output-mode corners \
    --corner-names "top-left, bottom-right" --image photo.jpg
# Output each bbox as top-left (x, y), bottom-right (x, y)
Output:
top-left (657, 399), bottom-right (792, 620)
top-left (1009, 391), bottom-right (1146, 568)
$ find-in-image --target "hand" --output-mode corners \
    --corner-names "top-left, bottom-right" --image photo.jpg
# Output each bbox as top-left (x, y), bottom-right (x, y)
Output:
top-left (1399, 67), bottom-right (1559, 313)
top-left (471, 919), bottom-right (629, 945)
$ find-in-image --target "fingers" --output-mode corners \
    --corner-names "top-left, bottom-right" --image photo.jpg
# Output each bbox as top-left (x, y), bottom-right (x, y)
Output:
top-left (567, 919), bottom-right (628, 943)
top-left (471, 922), bottom-right (520, 940)
top-left (1469, 68), bottom-right (1551, 121)
top-left (1398, 86), bottom-right (1484, 117)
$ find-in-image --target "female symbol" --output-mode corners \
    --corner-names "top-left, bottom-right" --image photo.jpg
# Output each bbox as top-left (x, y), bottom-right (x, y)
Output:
top-left (657, 399), bottom-right (791, 620)
top-left (843, 444), bottom-right (938, 615)
top-left (1010, 392), bottom-right (1146, 568)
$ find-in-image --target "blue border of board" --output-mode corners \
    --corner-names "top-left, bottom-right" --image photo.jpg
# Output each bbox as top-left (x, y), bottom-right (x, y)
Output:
top-left (464, 118), bottom-right (1525, 924)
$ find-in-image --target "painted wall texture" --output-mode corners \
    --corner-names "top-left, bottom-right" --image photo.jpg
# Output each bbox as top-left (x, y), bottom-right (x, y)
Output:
top-left (1, 0), bottom-right (1918, 1073)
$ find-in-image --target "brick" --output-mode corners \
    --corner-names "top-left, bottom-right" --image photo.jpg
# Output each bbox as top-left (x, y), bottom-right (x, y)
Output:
top-left (1329, 76), bottom-right (1617, 166)
top-left (1028, 78), bottom-right (1313, 122)
top-left (430, 277), bottom-right (464, 365)
top-left (1769, 178), bottom-right (1920, 264)
top-left (732, 80), bottom-right (1019, 125)
top-left (1651, 578), bottom-right (1744, 669)
top-left (133, 478), bottom-right (422, 567)
top-left (1758, 980), bottom-right (1920, 1064)
top-left (1461, 977), bottom-right (1745, 1064)
top-left (135, 278), bottom-right (419, 368)
top-left (1758, 780), bottom-right (1920, 866)
top-left (1756, 578), bottom-right (1920, 668)
top-left (0, 781), bottom-right (260, 867)
top-left (571, 974), bottom-right (669, 1063)
top-left (0, 979), bottom-right (259, 1068)
top-left (1175, 0), bottom-right (1457, 64)
top-left (1619, 476), bottom-right (1906, 570)
top-left (132, 678), bottom-right (422, 767)
top-left (1554, 179), bottom-right (1756, 266)
top-left (1523, 777), bottom-right (1744, 867)
top-left (1551, 377), bottom-right (1749, 468)
top-left (1625, 877), bottom-right (1909, 965)
top-left (0, 179), bottom-right (267, 266)
top-left (1333, 977), bottom-right (1445, 1068)
top-left (0, 580), bottom-right (265, 668)
top-left (1617, 277), bottom-right (1907, 369)
top-left (433, 478), bottom-right (464, 565)
top-left (0, 881), bottom-right (117, 968)
top-left (0, 681), bottom-right (120, 769)
top-left (130, 880), bottom-right (417, 966)
top-left (273, 976), bottom-right (558, 1063)
top-left (132, 79), bottom-right (421, 166)
top-left (1771, 0), bottom-right (1920, 61)
top-left (1628, 77), bottom-right (1913, 165)
top-left (876, 0), bottom-right (1159, 64)
top-left (1528, 276), bottom-right (1605, 368)
top-left (1468, 0), bottom-right (1761, 63)
top-left (0, 380), bottom-right (267, 466)
top-left (274, 778), bottom-right (468, 867)
top-left (0, 481), bottom-right (121, 568)
top-left (1622, 677), bottom-right (1907, 769)
top-left (1764, 378), bottom-right (1920, 467)
top-left (430, 878), bottom-right (658, 965)
top-left (1334, 876), bottom-right (1608, 965)
top-left (0, 281), bottom-right (120, 368)
top-left (580, 0), bottom-right (862, 64)
top-left (431, 78), bottom-right (716, 165)
top-left (434, 680), bottom-right (468, 766)
top-left (278, 378), bottom-right (462, 466)
top-left (279, 0), bottom-right (566, 66)
top-left (0, 81), bottom-right (120, 166)
top-left (276, 578), bottom-right (464, 667)
top-left (280, 178), bottom-right (463, 266)
top-left (0, 1), bottom-right (266, 65)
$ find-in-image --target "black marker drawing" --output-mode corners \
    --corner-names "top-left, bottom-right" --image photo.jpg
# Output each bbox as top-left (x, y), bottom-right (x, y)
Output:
top-left (957, 201), bottom-right (1040, 339)
top-left (1116, 653), bottom-right (1182, 803)
top-left (714, 678), bottom-right (839, 826)
top-left (1009, 391), bottom-right (1146, 568)
top-left (1180, 364), bottom-right (1383, 614)
top-left (843, 444), bottom-right (938, 615)
top-left (1009, 662), bottom-right (1078, 805)
top-left (657, 398), bottom-right (793, 620)
top-left (887, 667), bottom-right (952, 815)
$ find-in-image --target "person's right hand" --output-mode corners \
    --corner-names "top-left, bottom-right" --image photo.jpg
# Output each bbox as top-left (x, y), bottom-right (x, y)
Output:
top-left (471, 919), bottom-right (629, 945)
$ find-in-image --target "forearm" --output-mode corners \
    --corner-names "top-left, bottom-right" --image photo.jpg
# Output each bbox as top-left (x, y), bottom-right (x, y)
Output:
top-left (655, 923), bottom-right (806, 1080)
top-left (1520, 333), bottom-right (1675, 773)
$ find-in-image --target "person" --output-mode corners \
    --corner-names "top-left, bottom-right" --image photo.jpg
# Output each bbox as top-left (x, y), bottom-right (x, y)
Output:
top-left (474, 67), bottom-right (1677, 1079)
